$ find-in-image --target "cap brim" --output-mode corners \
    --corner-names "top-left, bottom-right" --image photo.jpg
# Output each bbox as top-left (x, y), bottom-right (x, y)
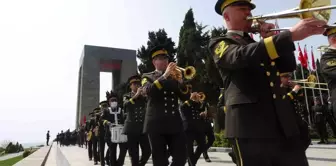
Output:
top-left (152, 54), bottom-right (169, 59)
top-left (215, 1), bottom-right (256, 15)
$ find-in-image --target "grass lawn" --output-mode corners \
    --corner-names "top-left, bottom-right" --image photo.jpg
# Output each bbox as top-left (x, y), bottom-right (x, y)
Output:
top-left (0, 156), bottom-right (23, 166)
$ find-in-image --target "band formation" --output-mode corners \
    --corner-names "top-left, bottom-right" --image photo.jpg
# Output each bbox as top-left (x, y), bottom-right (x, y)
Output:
top-left (53, 0), bottom-right (336, 165)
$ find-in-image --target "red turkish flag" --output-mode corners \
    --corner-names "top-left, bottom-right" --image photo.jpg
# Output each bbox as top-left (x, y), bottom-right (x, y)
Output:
top-left (298, 43), bottom-right (307, 69)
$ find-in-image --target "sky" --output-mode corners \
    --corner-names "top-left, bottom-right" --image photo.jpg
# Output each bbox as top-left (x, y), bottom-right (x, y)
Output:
top-left (0, 0), bottom-right (335, 144)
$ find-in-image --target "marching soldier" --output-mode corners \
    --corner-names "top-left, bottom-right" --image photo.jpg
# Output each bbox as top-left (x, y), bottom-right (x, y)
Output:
top-left (141, 45), bottom-right (190, 166)
top-left (320, 24), bottom-right (336, 138)
top-left (180, 92), bottom-right (206, 166)
top-left (200, 96), bottom-right (215, 163)
top-left (312, 97), bottom-right (329, 144)
top-left (209, 0), bottom-right (326, 165)
top-left (123, 75), bottom-right (151, 166)
top-left (91, 108), bottom-right (101, 164)
top-left (98, 101), bottom-right (109, 166)
top-left (102, 91), bottom-right (128, 166)
top-left (280, 72), bottom-right (311, 149)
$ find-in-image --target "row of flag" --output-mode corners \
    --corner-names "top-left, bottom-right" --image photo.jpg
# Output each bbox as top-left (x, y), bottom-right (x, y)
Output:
top-left (297, 43), bottom-right (316, 71)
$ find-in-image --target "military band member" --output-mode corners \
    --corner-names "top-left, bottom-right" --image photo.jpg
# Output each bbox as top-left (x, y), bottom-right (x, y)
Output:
top-left (200, 98), bottom-right (215, 163)
top-left (209, 0), bottom-right (326, 165)
top-left (141, 45), bottom-right (190, 166)
top-left (98, 101), bottom-right (109, 166)
top-left (320, 24), bottom-right (336, 138)
top-left (102, 91), bottom-right (128, 166)
top-left (280, 73), bottom-right (311, 149)
top-left (312, 97), bottom-right (329, 144)
top-left (93, 108), bottom-right (102, 165)
top-left (123, 75), bottom-right (151, 166)
top-left (180, 92), bottom-right (206, 166)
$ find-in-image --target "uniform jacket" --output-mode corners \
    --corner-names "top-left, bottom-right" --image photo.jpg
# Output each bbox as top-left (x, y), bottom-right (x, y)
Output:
top-left (320, 49), bottom-right (336, 102)
top-left (180, 100), bottom-right (205, 132)
top-left (141, 71), bottom-right (190, 134)
top-left (208, 31), bottom-right (299, 138)
top-left (123, 91), bottom-right (147, 134)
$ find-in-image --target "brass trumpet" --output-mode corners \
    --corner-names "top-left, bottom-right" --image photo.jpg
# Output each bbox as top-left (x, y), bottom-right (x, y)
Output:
top-left (198, 92), bottom-right (206, 101)
top-left (171, 66), bottom-right (196, 80)
top-left (248, 0), bottom-right (336, 33)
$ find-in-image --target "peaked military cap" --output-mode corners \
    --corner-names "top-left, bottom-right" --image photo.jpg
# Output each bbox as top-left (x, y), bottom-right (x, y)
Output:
top-left (323, 23), bottom-right (336, 36)
top-left (215, 0), bottom-right (256, 15)
top-left (150, 45), bottom-right (169, 59)
top-left (280, 72), bottom-right (292, 77)
top-left (128, 74), bottom-right (141, 84)
top-left (99, 101), bottom-right (108, 106)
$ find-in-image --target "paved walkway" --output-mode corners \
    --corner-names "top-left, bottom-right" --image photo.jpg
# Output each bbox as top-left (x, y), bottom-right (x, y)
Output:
top-left (46, 142), bottom-right (336, 166)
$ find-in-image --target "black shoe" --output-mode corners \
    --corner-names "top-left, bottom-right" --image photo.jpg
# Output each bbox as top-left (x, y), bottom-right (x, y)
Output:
top-left (228, 152), bottom-right (236, 164)
top-left (317, 141), bottom-right (326, 144)
top-left (203, 152), bottom-right (211, 162)
top-left (94, 161), bottom-right (98, 165)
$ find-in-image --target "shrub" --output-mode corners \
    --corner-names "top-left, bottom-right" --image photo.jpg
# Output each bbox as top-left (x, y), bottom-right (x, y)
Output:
top-left (212, 130), bottom-right (230, 147)
top-left (22, 150), bottom-right (31, 158)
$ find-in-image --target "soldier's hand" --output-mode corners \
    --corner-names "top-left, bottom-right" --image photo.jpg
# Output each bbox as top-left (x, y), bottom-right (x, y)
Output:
top-left (293, 84), bottom-right (301, 92)
top-left (260, 22), bottom-right (276, 38)
top-left (163, 62), bottom-right (176, 78)
top-left (290, 18), bottom-right (326, 41)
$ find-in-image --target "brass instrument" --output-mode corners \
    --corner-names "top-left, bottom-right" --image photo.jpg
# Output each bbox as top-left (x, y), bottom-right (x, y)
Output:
top-left (171, 66), bottom-right (196, 80)
top-left (198, 92), bottom-right (206, 101)
top-left (87, 131), bottom-right (92, 141)
top-left (289, 74), bottom-right (329, 90)
top-left (248, 0), bottom-right (336, 33)
top-left (317, 45), bottom-right (335, 52)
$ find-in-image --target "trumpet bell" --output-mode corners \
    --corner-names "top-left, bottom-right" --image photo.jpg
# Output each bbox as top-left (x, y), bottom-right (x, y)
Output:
top-left (198, 92), bottom-right (206, 101)
top-left (299, 0), bottom-right (331, 21)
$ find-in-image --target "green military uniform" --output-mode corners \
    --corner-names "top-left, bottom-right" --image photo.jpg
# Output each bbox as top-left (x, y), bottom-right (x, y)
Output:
top-left (209, 0), bottom-right (309, 165)
top-left (312, 97), bottom-right (329, 144)
top-left (180, 99), bottom-right (206, 166)
top-left (141, 45), bottom-right (190, 166)
top-left (320, 24), bottom-right (336, 138)
top-left (123, 75), bottom-right (151, 166)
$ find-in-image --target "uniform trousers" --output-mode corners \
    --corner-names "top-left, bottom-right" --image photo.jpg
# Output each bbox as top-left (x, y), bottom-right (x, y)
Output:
top-left (92, 138), bottom-right (99, 162)
top-left (88, 140), bottom-right (93, 160)
top-left (107, 142), bottom-right (127, 166)
top-left (148, 132), bottom-right (187, 166)
top-left (127, 133), bottom-right (151, 166)
top-left (203, 124), bottom-right (215, 157)
top-left (99, 137), bottom-right (106, 166)
top-left (229, 137), bottom-right (308, 166)
top-left (185, 131), bottom-right (206, 166)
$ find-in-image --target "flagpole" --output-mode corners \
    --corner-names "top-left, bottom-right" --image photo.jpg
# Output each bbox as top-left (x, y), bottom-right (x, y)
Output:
top-left (300, 62), bottom-right (312, 125)
top-left (311, 46), bottom-right (324, 105)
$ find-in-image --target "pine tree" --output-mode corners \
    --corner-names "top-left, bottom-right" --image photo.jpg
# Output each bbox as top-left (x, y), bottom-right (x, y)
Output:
top-left (137, 29), bottom-right (176, 74)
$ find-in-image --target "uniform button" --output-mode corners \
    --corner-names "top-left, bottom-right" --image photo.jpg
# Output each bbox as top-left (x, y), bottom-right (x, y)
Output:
top-left (260, 63), bottom-right (264, 66)
top-left (164, 97), bottom-right (167, 100)
top-left (164, 91), bottom-right (167, 94)
top-left (282, 95), bottom-right (286, 99)
top-left (273, 94), bottom-right (276, 99)
top-left (165, 110), bottom-right (167, 113)
top-left (276, 72), bottom-right (280, 76)
top-left (266, 72), bottom-right (270, 76)
top-left (172, 105), bottom-right (175, 107)
top-left (270, 82), bottom-right (274, 87)
top-left (172, 98), bottom-right (174, 101)
top-left (171, 92), bottom-right (174, 94)
top-left (172, 111), bottom-right (175, 114)
top-left (165, 103), bottom-right (167, 106)
top-left (271, 62), bottom-right (275, 66)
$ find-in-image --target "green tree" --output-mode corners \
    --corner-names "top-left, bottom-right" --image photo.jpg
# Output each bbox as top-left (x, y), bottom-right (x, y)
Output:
top-left (114, 82), bottom-right (129, 106)
top-left (137, 29), bottom-right (177, 74)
